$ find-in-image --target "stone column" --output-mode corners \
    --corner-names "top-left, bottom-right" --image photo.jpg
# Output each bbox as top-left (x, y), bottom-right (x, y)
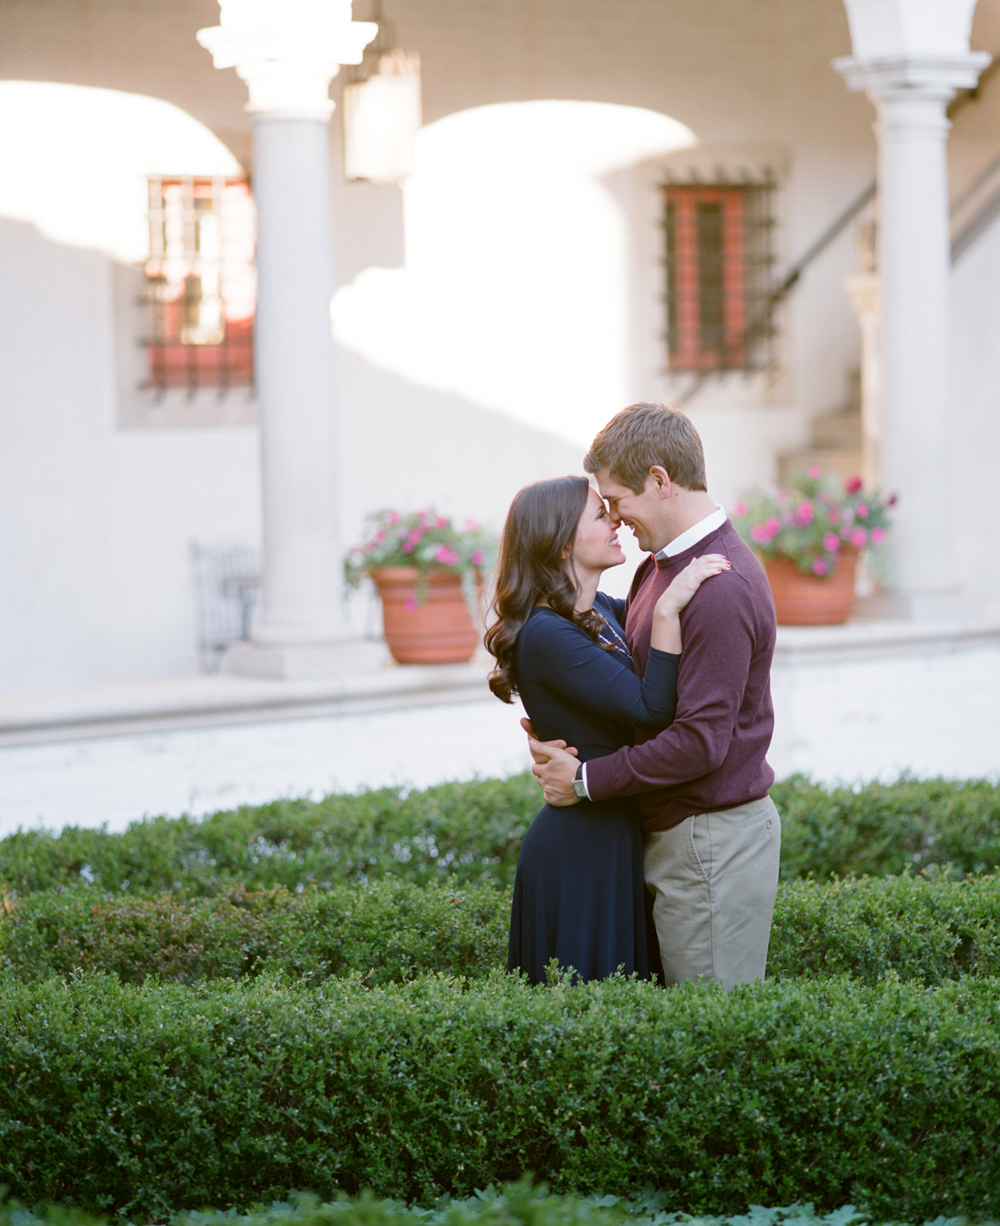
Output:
top-left (843, 222), bottom-right (881, 492)
top-left (836, 8), bottom-right (987, 615)
top-left (198, 2), bottom-right (376, 677)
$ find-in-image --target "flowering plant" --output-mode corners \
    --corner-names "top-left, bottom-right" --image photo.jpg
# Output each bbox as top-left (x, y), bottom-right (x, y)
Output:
top-left (345, 508), bottom-right (497, 610)
top-left (731, 467), bottom-right (895, 577)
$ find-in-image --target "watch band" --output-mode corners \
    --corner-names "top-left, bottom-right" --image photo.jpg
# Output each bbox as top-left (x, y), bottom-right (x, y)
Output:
top-left (572, 763), bottom-right (587, 799)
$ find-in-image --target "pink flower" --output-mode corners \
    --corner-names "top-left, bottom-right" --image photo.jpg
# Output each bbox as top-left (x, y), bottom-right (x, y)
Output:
top-left (845, 476), bottom-right (863, 495)
top-left (765, 516), bottom-right (781, 537)
top-left (404, 596), bottom-right (418, 612)
top-left (795, 500), bottom-right (814, 527)
top-left (733, 501), bottom-right (747, 518)
top-left (871, 526), bottom-right (886, 545)
top-left (855, 501), bottom-right (869, 519)
top-left (828, 506), bottom-right (841, 524)
top-left (401, 528), bottom-right (424, 554)
top-left (464, 518), bottom-right (481, 532)
top-left (387, 512), bottom-right (400, 525)
top-left (851, 528), bottom-right (868, 548)
top-left (434, 545), bottom-right (459, 565)
top-left (811, 557), bottom-right (829, 576)
top-left (807, 464), bottom-right (823, 480)
top-left (750, 525), bottom-right (770, 544)
top-left (435, 516), bottom-right (449, 528)
top-left (471, 550), bottom-right (484, 566)
top-left (823, 532), bottom-right (840, 552)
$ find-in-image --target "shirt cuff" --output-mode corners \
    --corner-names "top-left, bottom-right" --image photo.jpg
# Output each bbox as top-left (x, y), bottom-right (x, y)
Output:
top-left (580, 762), bottom-right (593, 801)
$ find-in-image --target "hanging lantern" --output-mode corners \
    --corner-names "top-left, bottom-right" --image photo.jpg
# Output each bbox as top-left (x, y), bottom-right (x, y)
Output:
top-left (343, 19), bottom-right (421, 184)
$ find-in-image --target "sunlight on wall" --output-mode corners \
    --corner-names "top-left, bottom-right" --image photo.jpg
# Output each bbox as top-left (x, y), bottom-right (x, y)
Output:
top-left (0, 82), bottom-right (241, 263)
top-left (332, 100), bottom-right (695, 447)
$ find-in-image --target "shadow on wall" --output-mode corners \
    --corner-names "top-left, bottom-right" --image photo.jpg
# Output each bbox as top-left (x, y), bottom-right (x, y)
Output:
top-left (337, 344), bottom-right (585, 532)
top-left (336, 346), bottom-right (648, 602)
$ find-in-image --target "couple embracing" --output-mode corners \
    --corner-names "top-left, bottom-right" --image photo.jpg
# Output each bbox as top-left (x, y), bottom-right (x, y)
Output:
top-left (484, 402), bottom-right (780, 988)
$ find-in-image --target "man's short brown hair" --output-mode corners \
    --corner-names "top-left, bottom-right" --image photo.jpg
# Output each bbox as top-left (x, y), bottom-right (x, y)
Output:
top-left (584, 402), bottom-right (707, 493)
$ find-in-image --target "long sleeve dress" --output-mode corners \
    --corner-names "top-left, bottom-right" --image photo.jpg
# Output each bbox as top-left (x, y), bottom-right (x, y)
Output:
top-left (508, 591), bottom-right (679, 984)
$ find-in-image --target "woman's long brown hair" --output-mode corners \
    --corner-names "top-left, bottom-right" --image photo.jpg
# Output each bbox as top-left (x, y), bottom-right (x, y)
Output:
top-left (485, 475), bottom-right (609, 704)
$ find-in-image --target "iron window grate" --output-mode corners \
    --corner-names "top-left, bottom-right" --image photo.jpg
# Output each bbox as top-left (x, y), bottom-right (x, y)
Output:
top-left (662, 177), bottom-right (776, 374)
top-left (144, 176), bottom-right (256, 395)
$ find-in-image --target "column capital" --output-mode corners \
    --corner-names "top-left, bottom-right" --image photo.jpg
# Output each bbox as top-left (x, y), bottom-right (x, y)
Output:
top-left (834, 52), bottom-right (990, 103)
top-left (197, 0), bottom-right (377, 120)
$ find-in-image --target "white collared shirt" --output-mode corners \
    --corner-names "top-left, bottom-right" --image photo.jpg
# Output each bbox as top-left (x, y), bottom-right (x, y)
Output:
top-left (655, 505), bottom-right (727, 560)
top-left (578, 505), bottom-right (727, 801)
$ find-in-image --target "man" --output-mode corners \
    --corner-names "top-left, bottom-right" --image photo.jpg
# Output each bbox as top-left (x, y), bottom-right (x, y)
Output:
top-left (527, 402), bottom-right (780, 988)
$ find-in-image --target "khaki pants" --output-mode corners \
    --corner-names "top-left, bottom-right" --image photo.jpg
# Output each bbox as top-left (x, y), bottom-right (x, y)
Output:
top-left (644, 795), bottom-right (780, 988)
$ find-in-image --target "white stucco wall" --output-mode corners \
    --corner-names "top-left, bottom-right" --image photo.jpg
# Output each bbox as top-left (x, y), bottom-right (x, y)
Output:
top-left (951, 217), bottom-right (1000, 619)
top-left (0, 219), bottom-right (263, 691)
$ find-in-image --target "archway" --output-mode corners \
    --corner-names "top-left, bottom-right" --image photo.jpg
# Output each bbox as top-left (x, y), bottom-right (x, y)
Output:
top-left (332, 99), bottom-right (695, 446)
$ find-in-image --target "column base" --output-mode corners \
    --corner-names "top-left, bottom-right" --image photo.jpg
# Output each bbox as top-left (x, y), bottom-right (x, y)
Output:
top-left (224, 636), bottom-right (388, 680)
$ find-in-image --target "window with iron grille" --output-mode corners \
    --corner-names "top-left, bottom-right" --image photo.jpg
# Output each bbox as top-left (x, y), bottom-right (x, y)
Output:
top-left (662, 178), bottom-right (775, 373)
top-left (144, 176), bottom-right (256, 393)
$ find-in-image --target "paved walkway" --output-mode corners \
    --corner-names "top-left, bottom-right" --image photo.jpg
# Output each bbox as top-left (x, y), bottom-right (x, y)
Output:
top-left (0, 697), bottom-right (532, 837)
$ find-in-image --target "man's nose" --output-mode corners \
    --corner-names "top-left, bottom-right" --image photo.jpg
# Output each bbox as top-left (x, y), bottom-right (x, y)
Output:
top-left (608, 507), bottom-right (623, 526)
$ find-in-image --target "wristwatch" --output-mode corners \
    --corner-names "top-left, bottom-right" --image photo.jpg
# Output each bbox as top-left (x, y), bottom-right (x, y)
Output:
top-left (572, 764), bottom-right (587, 800)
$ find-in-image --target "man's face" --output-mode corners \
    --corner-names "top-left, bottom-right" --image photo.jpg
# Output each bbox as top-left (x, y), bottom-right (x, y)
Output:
top-left (594, 467), bottom-right (671, 554)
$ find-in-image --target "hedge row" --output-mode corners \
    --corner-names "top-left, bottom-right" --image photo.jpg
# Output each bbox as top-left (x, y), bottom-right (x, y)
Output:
top-left (2, 1185), bottom-right (986, 1226)
top-left (2, 774), bottom-right (999, 898)
top-left (4, 873), bottom-right (1000, 987)
top-left (3, 972), bottom-right (999, 1219)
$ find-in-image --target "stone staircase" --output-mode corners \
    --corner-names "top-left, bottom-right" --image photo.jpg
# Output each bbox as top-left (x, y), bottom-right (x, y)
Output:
top-left (778, 370), bottom-right (863, 485)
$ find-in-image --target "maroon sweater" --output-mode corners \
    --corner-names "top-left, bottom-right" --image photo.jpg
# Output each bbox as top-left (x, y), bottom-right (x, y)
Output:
top-left (586, 518), bottom-right (776, 831)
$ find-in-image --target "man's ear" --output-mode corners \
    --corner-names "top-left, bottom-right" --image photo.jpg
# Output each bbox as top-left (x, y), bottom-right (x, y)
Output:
top-left (648, 465), bottom-right (674, 499)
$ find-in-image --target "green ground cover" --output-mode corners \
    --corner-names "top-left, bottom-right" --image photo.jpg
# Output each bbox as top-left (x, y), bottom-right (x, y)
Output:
top-left (3, 873), bottom-right (1000, 986)
top-left (3, 1183), bottom-right (994, 1226)
top-left (2, 775), bottom-right (998, 899)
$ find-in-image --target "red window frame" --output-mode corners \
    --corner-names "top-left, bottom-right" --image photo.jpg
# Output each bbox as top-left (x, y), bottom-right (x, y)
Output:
top-left (145, 176), bottom-right (256, 393)
top-left (663, 181), bottom-right (773, 374)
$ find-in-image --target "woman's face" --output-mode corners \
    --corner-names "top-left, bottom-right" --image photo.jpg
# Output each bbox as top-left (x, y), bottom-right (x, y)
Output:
top-left (569, 486), bottom-right (626, 573)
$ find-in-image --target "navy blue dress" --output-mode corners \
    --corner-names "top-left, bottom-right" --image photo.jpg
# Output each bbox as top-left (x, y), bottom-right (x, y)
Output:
top-left (508, 591), bottom-right (680, 984)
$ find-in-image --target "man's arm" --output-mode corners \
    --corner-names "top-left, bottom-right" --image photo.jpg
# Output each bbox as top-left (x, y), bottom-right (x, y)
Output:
top-left (533, 583), bottom-right (755, 806)
top-left (585, 587), bottom-right (754, 801)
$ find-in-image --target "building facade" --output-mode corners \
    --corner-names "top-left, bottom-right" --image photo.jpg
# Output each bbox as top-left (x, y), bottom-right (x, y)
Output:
top-left (2, 0), bottom-right (999, 694)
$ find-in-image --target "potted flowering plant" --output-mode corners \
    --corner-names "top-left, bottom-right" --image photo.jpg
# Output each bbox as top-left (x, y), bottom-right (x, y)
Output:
top-left (731, 467), bottom-right (894, 625)
top-left (345, 509), bottom-right (496, 663)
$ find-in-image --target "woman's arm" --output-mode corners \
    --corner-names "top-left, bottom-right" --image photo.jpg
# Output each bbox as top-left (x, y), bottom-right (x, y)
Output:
top-left (519, 613), bottom-right (678, 729)
top-left (521, 555), bottom-right (730, 731)
top-left (650, 554), bottom-right (730, 654)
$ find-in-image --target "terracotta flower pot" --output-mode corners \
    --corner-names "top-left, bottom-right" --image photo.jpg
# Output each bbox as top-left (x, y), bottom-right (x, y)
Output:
top-left (371, 566), bottom-right (480, 664)
top-left (764, 546), bottom-right (859, 626)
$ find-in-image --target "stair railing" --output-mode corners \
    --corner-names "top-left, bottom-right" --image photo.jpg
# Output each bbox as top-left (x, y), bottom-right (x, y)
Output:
top-left (675, 54), bottom-right (998, 406)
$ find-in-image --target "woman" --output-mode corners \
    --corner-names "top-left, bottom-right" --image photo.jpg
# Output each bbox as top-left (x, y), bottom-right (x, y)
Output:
top-left (485, 475), bottom-right (729, 985)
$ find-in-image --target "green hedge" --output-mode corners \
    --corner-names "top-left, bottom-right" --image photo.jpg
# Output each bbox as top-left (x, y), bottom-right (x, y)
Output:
top-left (2, 972), bottom-right (999, 1219)
top-left (0, 881), bottom-right (507, 986)
top-left (1, 775), bottom-right (998, 900)
top-left (3, 874), bottom-right (1000, 988)
top-left (2, 1184), bottom-right (990, 1226)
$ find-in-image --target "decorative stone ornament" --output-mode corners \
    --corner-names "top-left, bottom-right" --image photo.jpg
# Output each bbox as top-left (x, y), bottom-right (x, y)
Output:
top-left (197, 0), bottom-right (378, 119)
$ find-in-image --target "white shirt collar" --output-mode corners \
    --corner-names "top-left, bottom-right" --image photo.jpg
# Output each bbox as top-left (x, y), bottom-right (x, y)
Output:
top-left (655, 506), bottom-right (727, 560)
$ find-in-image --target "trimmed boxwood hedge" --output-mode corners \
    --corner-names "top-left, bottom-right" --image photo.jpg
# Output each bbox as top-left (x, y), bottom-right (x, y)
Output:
top-left (3, 873), bottom-right (1000, 988)
top-left (2, 972), bottom-right (999, 1219)
top-left (1, 775), bottom-right (998, 899)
